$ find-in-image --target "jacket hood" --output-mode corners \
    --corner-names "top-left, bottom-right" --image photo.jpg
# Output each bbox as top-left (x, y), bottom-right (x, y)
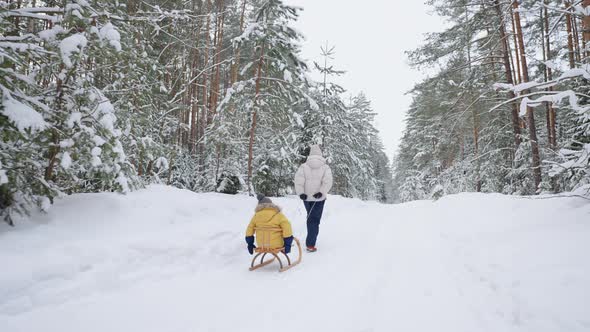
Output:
top-left (255, 202), bottom-right (282, 213)
top-left (309, 145), bottom-right (322, 156)
top-left (306, 155), bottom-right (326, 169)
top-left (306, 145), bottom-right (326, 169)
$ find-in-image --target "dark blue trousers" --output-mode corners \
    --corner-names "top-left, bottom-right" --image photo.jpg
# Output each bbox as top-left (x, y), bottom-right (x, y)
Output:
top-left (304, 200), bottom-right (325, 247)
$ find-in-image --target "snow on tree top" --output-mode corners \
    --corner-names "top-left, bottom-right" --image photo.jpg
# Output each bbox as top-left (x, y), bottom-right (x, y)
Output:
top-left (60, 152), bottom-right (72, 170)
top-left (284, 70), bottom-right (293, 83)
top-left (59, 34), bottom-right (87, 68)
top-left (233, 22), bottom-right (261, 44)
top-left (303, 93), bottom-right (319, 111)
top-left (1, 90), bottom-right (47, 133)
top-left (0, 41), bottom-right (44, 53)
top-left (98, 23), bottom-right (122, 52)
top-left (38, 25), bottom-right (66, 41)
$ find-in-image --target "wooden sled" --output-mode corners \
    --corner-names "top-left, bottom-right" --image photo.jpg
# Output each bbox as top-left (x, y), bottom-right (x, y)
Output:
top-left (249, 227), bottom-right (302, 272)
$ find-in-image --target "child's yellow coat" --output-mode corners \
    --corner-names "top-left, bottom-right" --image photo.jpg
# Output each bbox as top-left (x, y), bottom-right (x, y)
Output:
top-left (245, 203), bottom-right (293, 249)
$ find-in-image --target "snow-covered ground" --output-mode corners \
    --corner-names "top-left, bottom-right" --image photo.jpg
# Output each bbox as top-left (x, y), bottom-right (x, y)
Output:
top-left (1, 185), bottom-right (589, 332)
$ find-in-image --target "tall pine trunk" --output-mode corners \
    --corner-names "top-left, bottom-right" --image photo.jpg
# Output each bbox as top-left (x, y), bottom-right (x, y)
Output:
top-left (513, 1), bottom-right (542, 192)
top-left (231, 0), bottom-right (247, 85)
top-left (584, 0), bottom-right (590, 61)
top-left (472, 108), bottom-right (481, 192)
top-left (199, 1), bottom-right (211, 160)
top-left (565, 1), bottom-right (576, 69)
top-left (542, 4), bottom-right (558, 192)
top-left (209, 0), bottom-right (225, 116)
top-left (494, 0), bottom-right (521, 148)
top-left (190, 49), bottom-right (199, 154)
top-left (510, 6), bottom-right (522, 84)
top-left (542, 3), bottom-right (557, 150)
top-left (572, 9), bottom-right (582, 63)
top-left (247, 41), bottom-right (265, 195)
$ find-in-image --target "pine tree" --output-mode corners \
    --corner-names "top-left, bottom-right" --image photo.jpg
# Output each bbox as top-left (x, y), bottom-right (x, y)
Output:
top-left (394, 0), bottom-right (590, 201)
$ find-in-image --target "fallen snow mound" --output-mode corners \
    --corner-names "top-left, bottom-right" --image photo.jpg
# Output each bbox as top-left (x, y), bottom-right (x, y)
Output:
top-left (0, 185), bottom-right (589, 332)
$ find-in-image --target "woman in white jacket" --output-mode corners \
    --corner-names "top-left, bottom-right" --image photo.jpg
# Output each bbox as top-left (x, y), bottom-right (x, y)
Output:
top-left (294, 145), bottom-right (333, 252)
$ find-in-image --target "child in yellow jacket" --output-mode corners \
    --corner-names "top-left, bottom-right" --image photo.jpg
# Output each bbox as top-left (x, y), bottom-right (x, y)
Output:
top-left (245, 195), bottom-right (294, 255)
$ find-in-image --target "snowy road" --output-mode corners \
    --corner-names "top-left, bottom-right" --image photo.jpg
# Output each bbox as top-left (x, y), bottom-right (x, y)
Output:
top-left (1, 186), bottom-right (589, 332)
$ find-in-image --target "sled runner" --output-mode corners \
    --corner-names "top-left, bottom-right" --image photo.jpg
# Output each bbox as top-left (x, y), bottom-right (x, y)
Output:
top-left (249, 226), bottom-right (302, 272)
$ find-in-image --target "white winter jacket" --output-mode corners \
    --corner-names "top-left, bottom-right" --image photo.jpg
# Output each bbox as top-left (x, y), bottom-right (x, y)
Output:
top-left (294, 145), bottom-right (333, 201)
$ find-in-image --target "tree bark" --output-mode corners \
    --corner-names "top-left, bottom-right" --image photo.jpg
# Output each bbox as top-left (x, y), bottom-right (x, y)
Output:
top-left (472, 108), bottom-right (481, 192)
top-left (565, 1), bottom-right (576, 69)
top-left (572, 8), bottom-right (582, 63)
top-left (209, 0), bottom-right (225, 117)
top-left (198, 0), bottom-right (211, 159)
top-left (44, 129), bottom-right (60, 181)
top-left (510, 5), bottom-right (522, 84)
top-left (45, 63), bottom-right (67, 181)
top-left (14, 0), bottom-right (22, 32)
top-left (232, 0), bottom-right (248, 84)
top-left (247, 41), bottom-right (265, 195)
top-left (542, 2), bottom-right (557, 150)
top-left (494, 0), bottom-right (521, 148)
top-left (183, 57), bottom-right (191, 149)
top-left (190, 49), bottom-right (199, 153)
top-left (583, 0), bottom-right (590, 61)
top-left (189, 0), bottom-right (201, 154)
top-left (542, 3), bottom-right (558, 192)
top-left (513, 0), bottom-right (542, 192)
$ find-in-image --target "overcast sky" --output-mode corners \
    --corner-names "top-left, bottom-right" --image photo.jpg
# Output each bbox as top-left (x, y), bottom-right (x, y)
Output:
top-left (285, 0), bottom-right (446, 158)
